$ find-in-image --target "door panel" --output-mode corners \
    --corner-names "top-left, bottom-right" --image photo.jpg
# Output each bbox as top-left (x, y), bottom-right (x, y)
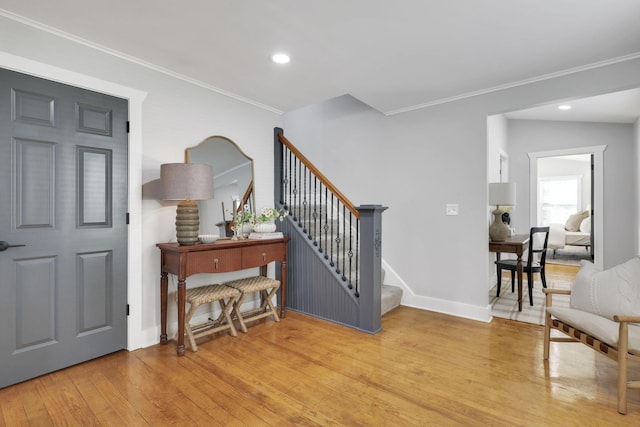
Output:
top-left (0, 68), bottom-right (128, 388)
top-left (15, 137), bottom-right (56, 228)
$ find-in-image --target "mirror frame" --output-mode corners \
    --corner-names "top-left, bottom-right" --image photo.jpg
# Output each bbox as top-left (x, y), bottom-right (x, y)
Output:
top-left (185, 135), bottom-right (255, 236)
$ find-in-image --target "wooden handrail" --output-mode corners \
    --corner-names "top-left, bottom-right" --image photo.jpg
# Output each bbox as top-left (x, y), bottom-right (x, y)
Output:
top-left (241, 179), bottom-right (253, 209)
top-left (278, 133), bottom-right (360, 219)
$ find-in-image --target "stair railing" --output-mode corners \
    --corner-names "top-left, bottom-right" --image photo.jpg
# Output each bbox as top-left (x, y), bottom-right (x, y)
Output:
top-left (274, 127), bottom-right (386, 333)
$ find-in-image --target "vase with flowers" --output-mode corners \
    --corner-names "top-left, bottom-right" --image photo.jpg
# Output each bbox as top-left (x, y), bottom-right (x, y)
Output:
top-left (231, 203), bottom-right (254, 239)
top-left (253, 207), bottom-right (288, 233)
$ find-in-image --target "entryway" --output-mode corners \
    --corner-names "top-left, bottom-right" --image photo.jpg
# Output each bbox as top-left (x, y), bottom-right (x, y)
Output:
top-left (0, 68), bottom-right (129, 387)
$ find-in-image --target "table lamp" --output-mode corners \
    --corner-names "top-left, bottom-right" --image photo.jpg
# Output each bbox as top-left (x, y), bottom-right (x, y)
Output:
top-left (161, 163), bottom-right (214, 245)
top-left (489, 182), bottom-right (516, 242)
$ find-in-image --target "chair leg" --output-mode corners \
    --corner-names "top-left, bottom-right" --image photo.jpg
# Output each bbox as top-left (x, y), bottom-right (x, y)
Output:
top-left (617, 322), bottom-right (629, 414)
top-left (540, 268), bottom-right (547, 288)
top-left (527, 271), bottom-right (534, 306)
top-left (510, 271), bottom-right (515, 293)
top-left (543, 310), bottom-right (551, 360)
top-left (496, 266), bottom-right (502, 297)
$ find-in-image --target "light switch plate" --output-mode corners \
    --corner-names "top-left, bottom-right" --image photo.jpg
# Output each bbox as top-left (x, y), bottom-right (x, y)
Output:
top-left (446, 204), bottom-right (459, 216)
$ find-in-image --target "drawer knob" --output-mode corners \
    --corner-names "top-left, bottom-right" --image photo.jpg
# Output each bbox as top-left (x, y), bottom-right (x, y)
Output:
top-left (214, 259), bottom-right (219, 269)
top-left (262, 252), bottom-right (267, 262)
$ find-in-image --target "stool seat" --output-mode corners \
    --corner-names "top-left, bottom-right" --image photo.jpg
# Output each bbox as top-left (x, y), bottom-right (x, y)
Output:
top-left (184, 284), bottom-right (240, 351)
top-left (225, 276), bottom-right (281, 333)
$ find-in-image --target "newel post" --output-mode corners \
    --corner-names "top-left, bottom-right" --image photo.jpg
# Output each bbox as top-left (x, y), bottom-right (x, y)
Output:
top-left (357, 204), bottom-right (388, 333)
top-left (274, 127), bottom-right (285, 207)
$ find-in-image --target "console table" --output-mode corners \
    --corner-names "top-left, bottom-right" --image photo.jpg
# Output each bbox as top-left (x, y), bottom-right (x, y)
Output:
top-left (157, 237), bottom-right (290, 356)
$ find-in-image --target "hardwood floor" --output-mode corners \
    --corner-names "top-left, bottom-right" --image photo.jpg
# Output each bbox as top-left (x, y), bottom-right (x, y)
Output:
top-left (2, 266), bottom-right (639, 426)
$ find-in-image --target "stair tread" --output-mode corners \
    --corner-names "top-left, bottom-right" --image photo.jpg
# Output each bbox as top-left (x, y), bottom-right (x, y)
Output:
top-left (381, 284), bottom-right (402, 316)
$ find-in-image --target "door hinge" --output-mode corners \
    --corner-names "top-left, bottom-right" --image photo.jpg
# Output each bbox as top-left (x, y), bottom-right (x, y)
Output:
top-left (126, 212), bottom-right (130, 224)
top-left (126, 121), bottom-right (130, 133)
top-left (126, 304), bottom-right (130, 316)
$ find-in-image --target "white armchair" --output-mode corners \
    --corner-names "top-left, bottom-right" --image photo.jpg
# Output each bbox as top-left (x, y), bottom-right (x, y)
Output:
top-left (543, 257), bottom-right (640, 414)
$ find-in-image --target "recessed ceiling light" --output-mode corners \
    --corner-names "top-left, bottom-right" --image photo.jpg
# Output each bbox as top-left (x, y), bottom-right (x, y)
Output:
top-left (271, 53), bottom-right (291, 64)
top-left (558, 105), bottom-right (572, 110)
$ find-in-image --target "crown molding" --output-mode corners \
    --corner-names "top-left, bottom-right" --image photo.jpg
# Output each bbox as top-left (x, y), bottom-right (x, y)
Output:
top-left (384, 52), bottom-right (640, 116)
top-left (0, 8), bottom-right (283, 115)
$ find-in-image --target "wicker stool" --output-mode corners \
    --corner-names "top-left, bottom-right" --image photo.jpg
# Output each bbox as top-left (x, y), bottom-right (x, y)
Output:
top-left (225, 276), bottom-right (281, 333)
top-left (184, 284), bottom-right (240, 351)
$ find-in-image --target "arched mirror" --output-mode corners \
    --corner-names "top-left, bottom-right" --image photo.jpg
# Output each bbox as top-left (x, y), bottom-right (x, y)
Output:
top-left (185, 136), bottom-right (254, 236)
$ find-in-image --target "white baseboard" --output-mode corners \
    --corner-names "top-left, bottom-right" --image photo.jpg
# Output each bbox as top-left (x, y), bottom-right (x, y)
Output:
top-left (382, 259), bottom-right (492, 323)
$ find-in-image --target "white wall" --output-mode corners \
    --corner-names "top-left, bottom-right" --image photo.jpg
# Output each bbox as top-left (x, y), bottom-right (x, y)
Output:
top-left (508, 120), bottom-right (635, 268)
top-left (636, 118), bottom-right (640, 255)
top-left (284, 59), bottom-right (640, 322)
top-left (0, 16), bottom-right (281, 349)
top-left (487, 114), bottom-right (509, 184)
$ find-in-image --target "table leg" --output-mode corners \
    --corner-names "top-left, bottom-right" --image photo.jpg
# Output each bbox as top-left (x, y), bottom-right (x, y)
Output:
top-left (176, 278), bottom-right (186, 356)
top-left (280, 260), bottom-right (287, 318)
top-left (160, 272), bottom-right (168, 344)
top-left (516, 255), bottom-right (523, 311)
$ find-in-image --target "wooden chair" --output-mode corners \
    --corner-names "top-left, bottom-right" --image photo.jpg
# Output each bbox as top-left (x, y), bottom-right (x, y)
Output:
top-left (184, 284), bottom-right (240, 351)
top-left (225, 276), bottom-right (281, 333)
top-left (496, 226), bottom-right (550, 306)
top-left (543, 256), bottom-right (640, 414)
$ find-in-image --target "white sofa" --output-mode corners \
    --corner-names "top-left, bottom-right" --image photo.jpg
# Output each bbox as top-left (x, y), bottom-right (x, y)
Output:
top-left (543, 257), bottom-right (640, 414)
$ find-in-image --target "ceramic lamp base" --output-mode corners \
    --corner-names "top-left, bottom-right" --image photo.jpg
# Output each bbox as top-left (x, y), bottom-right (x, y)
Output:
top-left (176, 199), bottom-right (200, 245)
top-left (489, 209), bottom-right (511, 242)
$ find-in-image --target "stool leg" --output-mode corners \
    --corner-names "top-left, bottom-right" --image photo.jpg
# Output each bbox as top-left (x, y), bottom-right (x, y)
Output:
top-left (233, 292), bottom-right (249, 333)
top-left (184, 302), bottom-right (200, 352)
top-left (219, 296), bottom-right (238, 337)
top-left (262, 288), bottom-right (280, 323)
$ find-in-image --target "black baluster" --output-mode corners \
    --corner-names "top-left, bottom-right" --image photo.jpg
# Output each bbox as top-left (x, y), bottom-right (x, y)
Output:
top-left (302, 165), bottom-right (307, 233)
top-left (347, 212), bottom-right (353, 287)
top-left (329, 194), bottom-right (335, 265)
top-left (312, 176), bottom-right (317, 245)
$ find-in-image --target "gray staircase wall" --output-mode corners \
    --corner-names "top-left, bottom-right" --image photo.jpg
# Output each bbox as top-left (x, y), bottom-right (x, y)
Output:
top-left (280, 217), bottom-right (360, 328)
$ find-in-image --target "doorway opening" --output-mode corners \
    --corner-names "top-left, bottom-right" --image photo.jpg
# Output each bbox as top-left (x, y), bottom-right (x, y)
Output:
top-left (529, 146), bottom-right (605, 270)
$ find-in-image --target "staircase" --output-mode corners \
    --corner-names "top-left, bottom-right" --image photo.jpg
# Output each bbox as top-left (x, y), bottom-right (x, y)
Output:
top-left (274, 128), bottom-right (402, 332)
top-left (287, 209), bottom-right (403, 317)
top-left (382, 273), bottom-right (403, 316)
top-left (382, 286), bottom-right (402, 315)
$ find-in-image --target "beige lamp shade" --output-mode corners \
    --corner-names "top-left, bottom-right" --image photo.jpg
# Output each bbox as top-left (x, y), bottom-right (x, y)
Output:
top-left (489, 182), bottom-right (516, 207)
top-left (160, 163), bottom-right (214, 201)
top-left (160, 163), bottom-right (214, 245)
top-left (488, 182), bottom-right (516, 242)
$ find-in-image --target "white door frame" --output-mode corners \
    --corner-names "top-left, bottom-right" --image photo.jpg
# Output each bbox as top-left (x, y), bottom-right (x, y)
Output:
top-left (528, 145), bottom-right (606, 270)
top-left (0, 51), bottom-right (148, 350)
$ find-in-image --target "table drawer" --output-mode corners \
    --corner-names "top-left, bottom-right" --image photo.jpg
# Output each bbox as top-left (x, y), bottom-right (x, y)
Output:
top-left (186, 248), bottom-right (242, 275)
top-left (242, 243), bottom-right (285, 268)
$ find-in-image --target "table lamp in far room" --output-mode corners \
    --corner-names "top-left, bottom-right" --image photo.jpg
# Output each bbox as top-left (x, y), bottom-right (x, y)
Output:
top-left (161, 163), bottom-right (214, 245)
top-left (488, 182), bottom-right (516, 242)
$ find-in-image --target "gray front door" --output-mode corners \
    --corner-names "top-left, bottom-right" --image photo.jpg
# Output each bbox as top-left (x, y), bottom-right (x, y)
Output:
top-left (0, 68), bottom-right (128, 388)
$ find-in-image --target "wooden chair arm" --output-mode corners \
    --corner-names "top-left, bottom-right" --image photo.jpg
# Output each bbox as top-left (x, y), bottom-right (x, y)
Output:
top-left (614, 315), bottom-right (640, 323)
top-left (543, 288), bottom-right (571, 308)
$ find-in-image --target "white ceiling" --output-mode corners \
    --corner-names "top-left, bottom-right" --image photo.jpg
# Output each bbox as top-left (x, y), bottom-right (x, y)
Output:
top-left (1, 0), bottom-right (640, 118)
top-left (504, 88), bottom-right (640, 123)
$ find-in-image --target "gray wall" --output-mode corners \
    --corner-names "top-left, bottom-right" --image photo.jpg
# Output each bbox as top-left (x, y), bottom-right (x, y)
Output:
top-left (285, 59), bottom-right (640, 321)
top-left (3, 13), bottom-right (639, 330)
top-left (0, 15), bottom-right (281, 349)
top-left (508, 120), bottom-right (635, 268)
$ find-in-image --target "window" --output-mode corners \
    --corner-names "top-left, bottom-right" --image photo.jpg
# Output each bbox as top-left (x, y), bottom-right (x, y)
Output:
top-left (538, 176), bottom-right (582, 225)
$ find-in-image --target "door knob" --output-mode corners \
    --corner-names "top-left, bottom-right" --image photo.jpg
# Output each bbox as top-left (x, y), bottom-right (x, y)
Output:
top-left (0, 241), bottom-right (26, 252)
